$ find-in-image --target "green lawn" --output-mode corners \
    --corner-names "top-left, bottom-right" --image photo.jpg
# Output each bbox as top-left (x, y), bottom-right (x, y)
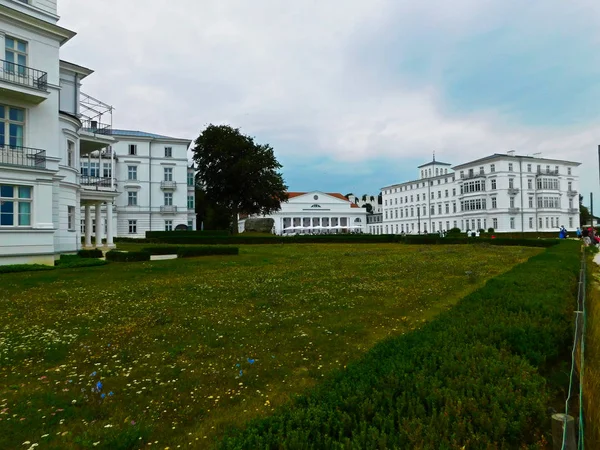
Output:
top-left (0, 244), bottom-right (540, 449)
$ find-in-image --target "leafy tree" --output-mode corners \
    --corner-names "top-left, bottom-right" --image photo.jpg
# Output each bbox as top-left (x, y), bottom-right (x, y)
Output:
top-left (192, 124), bottom-right (288, 234)
top-left (194, 184), bottom-right (231, 231)
top-left (580, 194), bottom-right (591, 226)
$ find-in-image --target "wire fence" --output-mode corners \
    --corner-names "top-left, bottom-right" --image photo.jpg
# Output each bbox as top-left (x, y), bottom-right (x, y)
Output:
top-left (562, 246), bottom-right (587, 449)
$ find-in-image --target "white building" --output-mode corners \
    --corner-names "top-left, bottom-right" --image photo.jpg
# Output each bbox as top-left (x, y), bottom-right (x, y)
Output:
top-left (239, 191), bottom-right (368, 234)
top-left (376, 153), bottom-right (581, 235)
top-left (0, 0), bottom-right (192, 265)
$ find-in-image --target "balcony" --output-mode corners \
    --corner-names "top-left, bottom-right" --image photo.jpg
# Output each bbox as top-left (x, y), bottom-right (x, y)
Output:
top-left (568, 208), bottom-right (579, 215)
top-left (160, 205), bottom-right (178, 214)
top-left (81, 120), bottom-right (112, 135)
top-left (80, 176), bottom-right (116, 191)
top-left (0, 145), bottom-right (46, 169)
top-left (160, 180), bottom-right (177, 190)
top-left (508, 207), bottom-right (520, 214)
top-left (536, 168), bottom-right (559, 176)
top-left (507, 188), bottom-right (520, 195)
top-left (567, 190), bottom-right (578, 197)
top-left (0, 59), bottom-right (49, 104)
top-left (460, 172), bottom-right (486, 180)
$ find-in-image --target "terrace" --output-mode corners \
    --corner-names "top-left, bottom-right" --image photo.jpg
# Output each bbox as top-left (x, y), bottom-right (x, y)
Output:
top-left (0, 59), bottom-right (49, 104)
top-left (0, 144), bottom-right (46, 169)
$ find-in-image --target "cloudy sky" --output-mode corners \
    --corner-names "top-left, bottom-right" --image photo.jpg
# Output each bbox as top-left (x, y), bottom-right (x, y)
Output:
top-left (59, 0), bottom-right (600, 208)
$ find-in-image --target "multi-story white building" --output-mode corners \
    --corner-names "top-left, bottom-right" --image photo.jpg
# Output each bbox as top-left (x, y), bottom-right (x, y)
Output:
top-left (0, 0), bottom-right (193, 265)
top-left (377, 153), bottom-right (581, 235)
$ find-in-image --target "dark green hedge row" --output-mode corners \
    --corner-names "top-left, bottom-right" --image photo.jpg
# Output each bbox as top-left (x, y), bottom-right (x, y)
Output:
top-left (146, 230), bottom-right (230, 238)
top-left (105, 250), bottom-right (150, 262)
top-left (0, 256), bottom-right (108, 274)
top-left (141, 245), bottom-right (239, 257)
top-left (176, 246), bottom-right (239, 258)
top-left (219, 241), bottom-right (580, 449)
top-left (0, 264), bottom-right (54, 274)
top-left (77, 249), bottom-right (103, 258)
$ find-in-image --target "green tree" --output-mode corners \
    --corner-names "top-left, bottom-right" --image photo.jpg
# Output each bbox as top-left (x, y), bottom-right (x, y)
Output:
top-left (192, 124), bottom-right (288, 234)
top-left (580, 194), bottom-right (591, 226)
top-left (194, 185), bottom-right (231, 230)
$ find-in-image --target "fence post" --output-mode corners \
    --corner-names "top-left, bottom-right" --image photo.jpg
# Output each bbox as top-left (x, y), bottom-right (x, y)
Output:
top-left (552, 413), bottom-right (576, 450)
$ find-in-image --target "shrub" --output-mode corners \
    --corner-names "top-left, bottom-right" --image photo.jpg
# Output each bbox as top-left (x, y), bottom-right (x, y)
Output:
top-left (0, 264), bottom-right (54, 274)
top-left (219, 241), bottom-right (580, 449)
top-left (146, 230), bottom-right (230, 239)
top-left (488, 227), bottom-right (495, 233)
top-left (56, 257), bottom-right (108, 268)
top-left (142, 246), bottom-right (181, 255)
top-left (177, 246), bottom-right (239, 258)
top-left (105, 250), bottom-right (150, 262)
top-left (77, 249), bottom-right (103, 258)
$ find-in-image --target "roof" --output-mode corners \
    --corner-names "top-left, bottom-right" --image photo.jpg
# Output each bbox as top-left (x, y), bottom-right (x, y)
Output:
top-left (417, 160), bottom-right (452, 168)
top-left (287, 192), bottom-right (360, 208)
top-left (452, 153), bottom-right (581, 170)
top-left (60, 60), bottom-right (94, 78)
top-left (110, 129), bottom-right (190, 142)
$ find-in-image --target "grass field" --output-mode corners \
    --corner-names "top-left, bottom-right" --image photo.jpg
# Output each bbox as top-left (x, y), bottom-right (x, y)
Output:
top-left (0, 244), bottom-right (540, 449)
top-left (586, 259), bottom-right (600, 448)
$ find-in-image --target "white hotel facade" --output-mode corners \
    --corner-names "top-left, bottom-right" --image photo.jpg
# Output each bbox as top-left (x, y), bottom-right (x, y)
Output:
top-left (0, 0), bottom-right (193, 265)
top-left (373, 153), bottom-right (581, 235)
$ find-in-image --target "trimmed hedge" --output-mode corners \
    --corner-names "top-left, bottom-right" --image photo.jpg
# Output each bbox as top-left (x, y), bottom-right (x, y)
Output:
top-left (176, 246), bottom-right (239, 258)
top-left (141, 246), bottom-right (181, 255)
top-left (105, 250), bottom-right (150, 262)
top-left (0, 264), bottom-right (54, 274)
top-left (219, 241), bottom-right (580, 448)
top-left (56, 256), bottom-right (108, 268)
top-left (77, 249), bottom-right (103, 258)
top-left (146, 230), bottom-right (230, 238)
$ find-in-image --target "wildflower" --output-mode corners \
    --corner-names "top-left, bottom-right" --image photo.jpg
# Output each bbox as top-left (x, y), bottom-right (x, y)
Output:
top-left (247, 358), bottom-right (255, 364)
top-left (108, 391), bottom-right (114, 396)
top-left (90, 372), bottom-right (96, 377)
top-left (100, 394), bottom-right (106, 399)
top-left (96, 381), bottom-right (103, 391)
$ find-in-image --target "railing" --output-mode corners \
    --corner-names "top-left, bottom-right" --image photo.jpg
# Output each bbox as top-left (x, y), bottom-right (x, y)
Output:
top-left (160, 180), bottom-right (177, 189)
top-left (507, 188), bottom-right (520, 195)
top-left (568, 208), bottom-right (579, 214)
top-left (160, 205), bottom-right (178, 213)
top-left (460, 173), bottom-right (486, 180)
top-left (537, 168), bottom-right (559, 176)
top-left (508, 207), bottom-right (520, 214)
top-left (0, 145), bottom-right (46, 168)
top-left (567, 190), bottom-right (578, 197)
top-left (80, 176), bottom-right (116, 190)
top-left (81, 120), bottom-right (112, 135)
top-left (0, 59), bottom-right (48, 91)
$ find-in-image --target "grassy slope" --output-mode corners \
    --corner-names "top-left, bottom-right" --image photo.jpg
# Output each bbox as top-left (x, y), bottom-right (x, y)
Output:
top-left (586, 261), bottom-right (600, 448)
top-left (0, 244), bottom-right (538, 449)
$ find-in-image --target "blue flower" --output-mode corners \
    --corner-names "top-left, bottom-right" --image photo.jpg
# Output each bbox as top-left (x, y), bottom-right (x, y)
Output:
top-left (90, 371), bottom-right (97, 377)
top-left (101, 393), bottom-right (106, 399)
top-left (96, 381), bottom-right (103, 391)
top-left (108, 391), bottom-right (114, 396)
top-left (239, 370), bottom-right (243, 377)
top-left (247, 358), bottom-right (255, 364)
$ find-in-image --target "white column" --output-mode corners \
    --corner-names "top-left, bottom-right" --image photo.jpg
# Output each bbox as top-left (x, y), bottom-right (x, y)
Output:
top-left (106, 202), bottom-right (114, 247)
top-left (84, 204), bottom-right (92, 247)
top-left (94, 202), bottom-right (102, 247)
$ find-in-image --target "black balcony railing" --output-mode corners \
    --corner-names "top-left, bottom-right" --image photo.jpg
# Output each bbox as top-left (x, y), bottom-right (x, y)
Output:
top-left (0, 59), bottom-right (48, 91)
top-left (82, 120), bottom-right (112, 135)
top-left (80, 176), bottom-right (115, 190)
top-left (0, 145), bottom-right (46, 168)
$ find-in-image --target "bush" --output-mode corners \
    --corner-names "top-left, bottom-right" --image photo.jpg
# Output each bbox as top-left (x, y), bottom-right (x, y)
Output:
top-left (141, 246), bottom-right (181, 255)
top-left (488, 227), bottom-right (495, 233)
top-left (0, 264), bottom-right (54, 274)
top-left (56, 256), bottom-right (108, 268)
top-left (146, 230), bottom-right (230, 239)
top-left (219, 241), bottom-right (580, 449)
top-left (77, 249), bottom-right (103, 258)
top-left (177, 246), bottom-right (239, 258)
top-left (105, 250), bottom-right (150, 262)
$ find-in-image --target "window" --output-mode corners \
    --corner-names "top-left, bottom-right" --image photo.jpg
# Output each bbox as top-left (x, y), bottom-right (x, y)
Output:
top-left (127, 191), bottom-right (137, 206)
top-left (510, 218), bottom-right (515, 229)
top-left (67, 140), bottom-right (75, 168)
top-left (384, 200), bottom-right (387, 206)
top-left (432, 222), bottom-right (436, 232)
top-left (446, 221), bottom-right (450, 230)
top-left (453, 202), bottom-right (456, 213)
top-left (437, 191), bottom-right (441, 199)
top-left (490, 164), bottom-right (495, 173)
top-left (452, 188), bottom-right (456, 196)
top-left (569, 217), bottom-right (573, 228)
top-left (187, 172), bottom-right (194, 186)
top-left (479, 166), bottom-right (484, 175)
top-left (508, 178), bottom-right (514, 189)
top-left (445, 204), bottom-right (449, 214)
top-left (164, 147), bottom-right (173, 158)
top-left (164, 167), bottom-right (173, 181)
top-left (187, 195), bottom-right (194, 209)
top-left (395, 198), bottom-right (398, 205)
top-left (460, 171), bottom-right (464, 179)
top-left (395, 209), bottom-right (398, 218)
top-left (0, 105), bottom-right (25, 147)
top-left (568, 181), bottom-right (572, 191)
top-left (128, 220), bottom-right (137, 234)
top-left (491, 179), bottom-right (496, 190)
top-left (128, 144), bottom-right (137, 155)
top-left (410, 207), bottom-right (414, 217)
top-left (445, 190), bottom-right (448, 198)
top-left (128, 166), bottom-right (137, 180)
top-left (508, 163), bottom-right (513, 172)
top-left (431, 192), bottom-right (434, 200)
top-left (438, 204), bottom-right (442, 214)
top-left (165, 220), bottom-right (173, 232)
top-left (529, 217), bottom-right (533, 229)
top-left (569, 198), bottom-right (573, 208)
top-left (539, 217), bottom-right (543, 229)
top-left (510, 197), bottom-right (515, 208)
top-left (5, 37), bottom-right (27, 76)
top-left (103, 162), bottom-right (111, 178)
top-left (416, 194), bottom-right (419, 201)
top-left (568, 167), bottom-right (572, 175)
top-left (527, 164), bottom-right (532, 172)
top-left (529, 197), bottom-right (533, 208)
top-left (555, 166), bottom-right (559, 174)
top-left (493, 218), bottom-right (498, 229)
top-left (422, 206), bottom-right (426, 216)
top-left (0, 185), bottom-right (31, 226)
top-left (460, 198), bottom-right (487, 211)
top-left (430, 205), bottom-right (435, 216)
top-left (67, 206), bottom-right (75, 231)
top-left (528, 179), bottom-right (533, 189)
top-left (491, 197), bottom-right (497, 209)
top-left (410, 195), bottom-right (413, 202)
